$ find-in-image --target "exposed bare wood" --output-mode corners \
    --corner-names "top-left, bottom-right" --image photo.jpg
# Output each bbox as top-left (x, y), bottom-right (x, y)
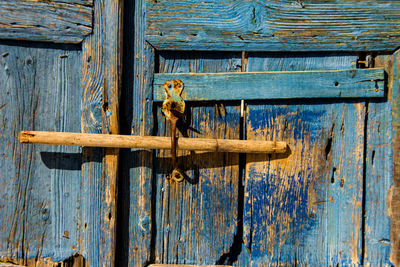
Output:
top-left (20, 131), bottom-right (287, 154)
top-left (80, 0), bottom-right (123, 265)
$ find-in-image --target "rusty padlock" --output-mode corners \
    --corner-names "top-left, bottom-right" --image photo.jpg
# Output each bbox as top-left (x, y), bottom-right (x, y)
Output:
top-left (162, 80), bottom-right (185, 182)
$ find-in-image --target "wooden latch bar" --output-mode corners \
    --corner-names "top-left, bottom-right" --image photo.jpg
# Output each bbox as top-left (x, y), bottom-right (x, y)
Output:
top-left (20, 131), bottom-right (287, 154)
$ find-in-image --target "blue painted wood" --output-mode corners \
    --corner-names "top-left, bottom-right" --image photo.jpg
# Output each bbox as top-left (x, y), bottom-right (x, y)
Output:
top-left (0, 43), bottom-right (82, 263)
top-left (145, 0), bottom-right (400, 51)
top-left (0, 0), bottom-right (93, 44)
top-left (153, 52), bottom-right (242, 265)
top-left (154, 68), bottom-right (384, 101)
top-left (365, 99), bottom-right (393, 266)
top-left (241, 53), bottom-right (365, 265)
top-left (116, 0), bottom-right (155, 265)
top-left (81, 0), bottom-right (123, 265)
top-left (387, 51), bottom-right (400, 265)
top-left (362, 55), bottom-right (393, 266)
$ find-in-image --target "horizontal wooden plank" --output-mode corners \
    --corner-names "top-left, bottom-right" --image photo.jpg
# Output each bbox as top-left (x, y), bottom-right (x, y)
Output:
top-left (0, 0), bottom-right (93, 43)
top-left (146, 0), bottom-right (400, 51)
top-left (154, 68), bottom-right (385, 101)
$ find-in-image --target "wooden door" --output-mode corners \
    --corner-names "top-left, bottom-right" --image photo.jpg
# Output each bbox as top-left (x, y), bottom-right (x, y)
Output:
top-left (0, 0), bottom-right (398, 266)
top-left (0, 0), bottom-right (122, 266)
top-left (117, 1), bottom-right (397, 266)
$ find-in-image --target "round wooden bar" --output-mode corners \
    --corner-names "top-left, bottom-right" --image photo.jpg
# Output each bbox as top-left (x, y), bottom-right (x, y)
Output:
top-left (20, 131), bottom-right (287, 154)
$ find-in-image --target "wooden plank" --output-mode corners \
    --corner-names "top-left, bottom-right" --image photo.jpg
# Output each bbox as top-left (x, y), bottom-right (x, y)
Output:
top-left (241, 53), bottom-right (365, 265)
top-left (363, 55), bottom-right (393, 266)
top-left (81, 0), bottom-right (122, 265)
top-left (116, 0), bottom-right (154, 265)
top-left (154, 68), bottom-right (385, 101)
top-left (0, 44), bottom-right (82, 262)
top-left (0, 0), bottom-right (93, 44)
top-left (389, 51), bottom-right (400, 266)
top-left (153, 52), bottom-right (242, 265)
top-left (145, 0), bottom-right (400, 51)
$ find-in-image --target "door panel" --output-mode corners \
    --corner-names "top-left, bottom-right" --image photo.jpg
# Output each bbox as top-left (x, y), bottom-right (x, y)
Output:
top-left (242, 53), bottom-right (365, 265)
top-left (118, 0), bottom-right (394, 264)
top-left (0, 42), bottom-right (82, 263)
top-left (153, 52), bottom-right (242, 264)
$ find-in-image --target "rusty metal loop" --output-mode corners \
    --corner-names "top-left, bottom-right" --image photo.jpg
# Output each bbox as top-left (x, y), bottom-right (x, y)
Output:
top-left (169, 116), bottom-right (184, 182)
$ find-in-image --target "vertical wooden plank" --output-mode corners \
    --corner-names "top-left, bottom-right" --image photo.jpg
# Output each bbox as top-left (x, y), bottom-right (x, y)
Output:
top-left (241, 53), bottom-right (365, 266)
top-left (390, 50), bottom-right (400, 266)
top-left (81, 0), bottom-right (123, 265)
top-left (153, 52), bottom-right (242, 265)
top-left (0, 43), bottom-right (82, 263)
top-left (116, 0), bottom-right (154, 265)
top-left (363, 55), bottom-right (393, 266)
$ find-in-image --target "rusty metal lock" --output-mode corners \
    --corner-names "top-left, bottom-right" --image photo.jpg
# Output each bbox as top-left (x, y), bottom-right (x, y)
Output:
top-left (161, 80), bottom-right (185, 182)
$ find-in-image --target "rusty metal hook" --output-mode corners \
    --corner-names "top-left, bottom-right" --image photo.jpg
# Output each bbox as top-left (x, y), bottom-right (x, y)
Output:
top-left (162, 80), bottom-right (185, 182)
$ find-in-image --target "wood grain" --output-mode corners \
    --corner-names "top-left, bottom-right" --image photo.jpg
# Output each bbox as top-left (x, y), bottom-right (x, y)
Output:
top-left (81, 0), bottom-right (123, 265)
top-left (153, 52), bottom-right (242, 265)
top-left (362, 55), bottom-right (393, 266)
top-left (0, 0), bottom-right (93, 43)
top-left (0, 43), bottom-right (82, 263)
top-left (20, 131), bottom-right (287, 154)
top-left (146, 0), bottom-right (400, 51)
top-left (116, 0), bottom-right (154, 265)
top-left (154, 68), bottom-right (385, 101)
top-left (390, 50), bottom-right (400, 266)
top-left (241, 53), bottom-right (365, 265)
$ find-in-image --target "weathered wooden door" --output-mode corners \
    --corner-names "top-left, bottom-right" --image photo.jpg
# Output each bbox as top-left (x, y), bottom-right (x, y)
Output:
top-left (0, 0), bottom-right (398, 266)
top-left (0, 0), bottom-right (122, 266)
top-left (118, 1), bottom-right (396, 266)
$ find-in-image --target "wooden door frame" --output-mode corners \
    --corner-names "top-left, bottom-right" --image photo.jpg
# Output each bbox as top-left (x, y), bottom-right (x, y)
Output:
top-left (80, 0), bottom-right (123, 265)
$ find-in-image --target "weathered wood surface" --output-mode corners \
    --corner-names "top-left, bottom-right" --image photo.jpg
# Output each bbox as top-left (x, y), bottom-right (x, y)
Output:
top-left (240, 53), bottom-right (365, 265)
top-left (0, 0), bottom-right (93, 44)
top-left (390, 51), bottom-right (400, 266)
top-left (81, 0), bottom-right (123, 265)
top-left (146, 0), bottom-right (400, 51)
top-left (116, 0), bottom-right (154, 265)
top-left (152, 52), bottom-right (242, 265)
top-left (363, 55), bottom-right (393, 266)
top-left (154, 68), bottom-right (385, 101)
top-left (0, 43), bottom-right (82, 263)
top-left (149, 265), bottom-right (231, 267)
top-left (20, 131), bottom-right (287, 154)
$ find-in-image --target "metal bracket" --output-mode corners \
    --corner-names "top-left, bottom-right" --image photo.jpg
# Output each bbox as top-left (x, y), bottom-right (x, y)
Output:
top-left (161, 80), bottom-right (185, 182)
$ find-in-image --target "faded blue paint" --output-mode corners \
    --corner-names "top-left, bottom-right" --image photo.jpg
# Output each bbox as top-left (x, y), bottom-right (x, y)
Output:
top-left (247, 105), bottom-right (326, 142)
top-left (145, 0), bottom-right (400, 51)
top-left (363, 54), bottom-right (395, 266)
top-left (152, 52), bottom-right (242, 265)
top-left (242, 53), bottom-right (365, 265)
top-left (154, 68), bottom-right (385, 101)
top-left (0, 0), bottom-right (92, 44)
top-left (0, 43), bottom-right (82, 262)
